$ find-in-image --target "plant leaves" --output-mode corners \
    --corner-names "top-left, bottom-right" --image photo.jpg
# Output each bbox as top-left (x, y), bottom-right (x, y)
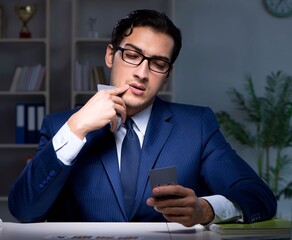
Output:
top-left (216, 71), bottom-right (292, 199)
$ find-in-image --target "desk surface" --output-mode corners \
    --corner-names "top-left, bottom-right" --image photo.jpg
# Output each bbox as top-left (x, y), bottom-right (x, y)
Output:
top-left (0, 221), bottom-right (290, 240)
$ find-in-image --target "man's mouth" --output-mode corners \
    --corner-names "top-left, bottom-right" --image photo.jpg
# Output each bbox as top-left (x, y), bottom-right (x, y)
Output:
top-left (129, 83), bottom-right (145, 95)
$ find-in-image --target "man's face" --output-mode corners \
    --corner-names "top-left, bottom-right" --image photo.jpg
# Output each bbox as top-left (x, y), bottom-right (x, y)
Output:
top-left (105, 26), bottom-right (174, 116)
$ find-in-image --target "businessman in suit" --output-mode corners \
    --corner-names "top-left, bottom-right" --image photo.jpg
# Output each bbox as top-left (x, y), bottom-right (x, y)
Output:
top-left (9, 9), bottom-right (277, 227)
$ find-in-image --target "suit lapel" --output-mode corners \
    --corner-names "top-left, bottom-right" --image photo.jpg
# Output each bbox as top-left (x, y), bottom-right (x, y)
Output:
top-left (131, 98), bottom-right (173, 217)
top-left (88, 126), bottom-right (127, 219)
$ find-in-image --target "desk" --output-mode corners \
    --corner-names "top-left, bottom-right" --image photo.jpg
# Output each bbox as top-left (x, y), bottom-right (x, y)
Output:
top-left (0, 221), bottom-right (290, 240)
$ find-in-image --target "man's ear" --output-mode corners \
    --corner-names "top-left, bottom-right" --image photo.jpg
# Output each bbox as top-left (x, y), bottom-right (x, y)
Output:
top-left (105, 44), bottom-right (114, 68)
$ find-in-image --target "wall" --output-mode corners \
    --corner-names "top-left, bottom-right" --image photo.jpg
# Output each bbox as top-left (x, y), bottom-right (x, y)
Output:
top-left (174, 0), bottom-right (292, 219)
top-left (174, 0), bottom-right (291, 108)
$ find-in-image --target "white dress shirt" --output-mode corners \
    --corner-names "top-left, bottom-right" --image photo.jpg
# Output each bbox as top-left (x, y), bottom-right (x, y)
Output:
top-left (52, 105), bottom-right (242, 224)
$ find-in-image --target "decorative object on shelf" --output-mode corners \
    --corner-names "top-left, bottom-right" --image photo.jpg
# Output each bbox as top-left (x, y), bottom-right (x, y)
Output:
top-left (87, 17), bottom-right (98, 38)
top-left (263, 0), bottom-right (292, 18)
top-left (15, 4), bottom-right (37, 38)
top-left (216, 71), bottom-right (292, 200)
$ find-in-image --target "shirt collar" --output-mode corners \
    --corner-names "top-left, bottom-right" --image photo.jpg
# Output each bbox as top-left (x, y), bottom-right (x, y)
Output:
top-left (131, 104), bottom-right (153, 136)
top-left (116, 104), bottom-right (153, 136)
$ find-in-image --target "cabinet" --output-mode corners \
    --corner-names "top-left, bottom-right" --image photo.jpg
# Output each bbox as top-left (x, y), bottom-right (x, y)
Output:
top-left (71, 0), bottom-right (175, 108)
top-left (0, 0), bottom-right (50, 201)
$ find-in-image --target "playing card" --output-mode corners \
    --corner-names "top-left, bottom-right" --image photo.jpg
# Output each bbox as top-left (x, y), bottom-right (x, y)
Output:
top-left (149, 166), bottom-right (177, 190)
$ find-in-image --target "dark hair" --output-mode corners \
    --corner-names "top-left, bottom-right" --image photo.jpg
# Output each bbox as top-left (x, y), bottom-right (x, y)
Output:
top-left (111, 9), bottom-right (182, 65)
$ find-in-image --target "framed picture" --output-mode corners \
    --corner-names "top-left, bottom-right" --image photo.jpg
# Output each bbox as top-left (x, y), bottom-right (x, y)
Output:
top-left (0, 6), bottom-right (3, 38)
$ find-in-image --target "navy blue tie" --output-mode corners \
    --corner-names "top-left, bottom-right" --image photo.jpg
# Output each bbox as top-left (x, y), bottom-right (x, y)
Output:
top-left (121, 118), bottom-right (141, 218)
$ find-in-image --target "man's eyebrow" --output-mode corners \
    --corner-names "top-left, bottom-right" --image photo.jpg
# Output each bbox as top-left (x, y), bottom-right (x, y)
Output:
top-left (124, 43), bottom-right (171, 62)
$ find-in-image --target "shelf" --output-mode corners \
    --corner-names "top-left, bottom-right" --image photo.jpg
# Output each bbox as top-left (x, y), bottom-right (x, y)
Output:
top-left (0, 196), bottom-right (8, 201)
top-left (0, 144), bottom-right (38, 149)
top-left (0, 38), bottom-right (48, 43)
top-left (0, 91), bottom-right (47, 96)
top-left (75, 37), bottom-right (111, 43)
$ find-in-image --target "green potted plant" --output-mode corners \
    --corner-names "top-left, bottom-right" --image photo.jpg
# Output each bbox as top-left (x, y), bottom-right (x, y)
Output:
top-left (216, 71), bottom-right (292, 200)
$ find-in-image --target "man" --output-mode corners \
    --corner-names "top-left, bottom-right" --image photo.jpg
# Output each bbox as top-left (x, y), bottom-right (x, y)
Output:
top-left (9, 9), bottom-right (276, 227)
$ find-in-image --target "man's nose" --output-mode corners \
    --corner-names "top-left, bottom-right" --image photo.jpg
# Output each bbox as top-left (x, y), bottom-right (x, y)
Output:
top-left (133, 59), bottom-right (150, 78)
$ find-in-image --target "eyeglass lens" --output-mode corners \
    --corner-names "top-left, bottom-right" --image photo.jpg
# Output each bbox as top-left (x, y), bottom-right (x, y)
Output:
top-left (121, 48), bottom-right (170, 74)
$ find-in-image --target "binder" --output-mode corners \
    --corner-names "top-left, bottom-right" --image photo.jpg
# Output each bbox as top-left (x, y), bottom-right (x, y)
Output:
top-left (26, 105), bottom-right (37, 143)
top-left (15, 104), bottom-right (26, 144)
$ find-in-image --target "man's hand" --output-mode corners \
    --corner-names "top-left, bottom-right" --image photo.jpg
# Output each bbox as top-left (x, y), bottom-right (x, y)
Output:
top-left (68, 84), bottom-right (129, 139)
top-left (146, 185), bottom-right (214, 227)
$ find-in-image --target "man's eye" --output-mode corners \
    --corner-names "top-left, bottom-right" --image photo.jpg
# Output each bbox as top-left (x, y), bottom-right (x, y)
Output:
top-left (152, 60), bottom-right (168, 70)
top-left (125, 52), bottom-right (140, 59)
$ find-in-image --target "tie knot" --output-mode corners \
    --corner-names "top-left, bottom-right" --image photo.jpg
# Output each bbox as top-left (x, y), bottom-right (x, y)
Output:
top-left (125, 118), bottom-right (134, 130)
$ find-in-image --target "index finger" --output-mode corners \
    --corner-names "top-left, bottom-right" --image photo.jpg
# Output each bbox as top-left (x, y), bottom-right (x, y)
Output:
top-left (113, 84), bottom-right (129, 96)
top-left (98, 84), bottom-right (129, 96)
top-left (152, 185), bottom-right (184, 198)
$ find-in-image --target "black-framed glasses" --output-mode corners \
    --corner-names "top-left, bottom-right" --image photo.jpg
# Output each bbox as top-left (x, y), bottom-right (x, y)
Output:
top-left (114, 46), bottom-right (171, 74)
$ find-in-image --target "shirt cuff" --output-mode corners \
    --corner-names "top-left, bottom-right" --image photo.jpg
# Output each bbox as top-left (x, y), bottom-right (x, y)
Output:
top-left (201, 195), bottom-right (243, 225)
top-left (52, 122), bottom-right (86, 165)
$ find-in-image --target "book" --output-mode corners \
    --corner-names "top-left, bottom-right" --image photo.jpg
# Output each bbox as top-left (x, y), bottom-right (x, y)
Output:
top-left (35, 66), bottom-right (46, 91)
top-left (28, 64), bottom-right (44, 91)
top-left (209, 218), bottom-right (291, 237)
top-left (12, 64), bottom-right (46, 91)
top-left (10, 66), bottom-right (23, 92)
top-left (15, 65), bottom-right (30, 91)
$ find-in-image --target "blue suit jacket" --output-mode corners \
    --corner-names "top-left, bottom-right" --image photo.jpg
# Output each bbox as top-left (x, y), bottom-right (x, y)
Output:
top-left (9, 97), bottom-right (277, 223)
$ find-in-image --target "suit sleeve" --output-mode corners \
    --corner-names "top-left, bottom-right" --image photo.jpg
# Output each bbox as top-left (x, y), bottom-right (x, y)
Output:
top-left (8, 114), bottom-right (73, 223)
top-left (200, 108), bottom-right (277, 223)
